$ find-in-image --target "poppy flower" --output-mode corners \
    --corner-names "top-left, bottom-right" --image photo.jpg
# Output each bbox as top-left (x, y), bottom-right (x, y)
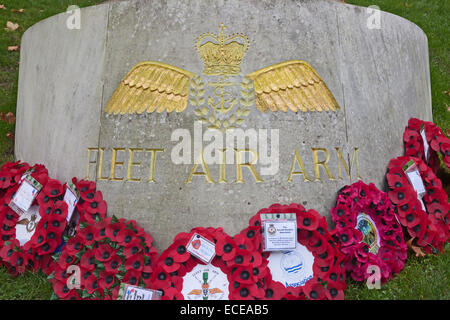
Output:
top-left (116, 228), bottom-right (136, 246)
top-left (233, 233), bottom-right (256, 252)
top-left (53, 264), bottom-right (70, 282)
top-left (261, 280), bottom-right (287, 300)
top-left (104, 253), bottom-right (122, 273)
top-left (38, 199), bottom-right (54, 217)
top-left (76, 180), bottom-right (96, 201)
top-left (29, 228), bottom-right (47, 248)
top-left (105, 222), bottom-right (125, 242)
top-left (398, 206), bottom-right (426, 228)
top-left (325, 283), bottom-right (345, 300)
top-left (66, 235), bottom-right (84, 255)
top-left (80, 250), bottom-right (97, 271)
top-left (303, 280), bottom-right (326, 300)
top-left (122, 269), bottom-right (140, 286)
top-left (226, 247), bottom-right (252, 268)
top-left (51, 201), bottom-right (68, 219)
top-left (388, 186), bottom-right (414, 205)
top-left (0, 171), bottom-right (12, 189)
top-left (158, 253), bottom-right (181, 273)
top-left (297, 210), bottom-right (320, 231)
top-left (84, 274), bottom-right (101, 295)
top-left (239, 226), bottom-right (260, 248)
top-left (99, 270), bottom-right (117, 289)
top-left (125, 254), bottom-right (144, 272)
top-left (95, 243), bottom-right (114, 262)
top-left (83, 191), bottom-right (107, 214)
top-left (78, 225), bottom-right (97, 246)
top-left (160, 286), bottom-right (184, 300)
top-left (165, 242), bottom-right (189, 264)
top-left (231, 266), bottom-right (254, 285)
top-left (215, 235), bottom-right (237, 261)
top-left (36, 238), bottom-right (58, 255)
top-left (229, 281), bottom-right (258, 300)
top-left (42, 179), bottom-right (64, 198)
top-left (123, 239), bottom-right (143, 259)
top-left (58, 250), bottom-right (77, 270)
top-left (52, 279), bottom-right (73, 299)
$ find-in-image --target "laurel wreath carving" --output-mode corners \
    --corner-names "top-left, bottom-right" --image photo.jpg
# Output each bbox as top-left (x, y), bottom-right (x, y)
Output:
top-left (191, 75), bottom-right (253, 131)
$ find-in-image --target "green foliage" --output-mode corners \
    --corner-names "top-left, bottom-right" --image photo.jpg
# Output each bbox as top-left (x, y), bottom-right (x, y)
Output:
top-left (345, 243), bottom-right (450, 300)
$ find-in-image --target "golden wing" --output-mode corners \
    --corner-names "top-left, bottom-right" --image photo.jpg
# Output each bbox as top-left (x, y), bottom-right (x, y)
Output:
top-left (105, 61), bottom-right (194, 115)
top-left (246, 60), bottom-right (340, 113)
top-left (188, 289), bottom-right (202, 295)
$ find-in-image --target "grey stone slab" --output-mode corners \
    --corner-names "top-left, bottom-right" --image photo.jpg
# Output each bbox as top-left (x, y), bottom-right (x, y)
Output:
top-left (15, 4), bottom-right (110, 181)
top-left (15, 0), bottom-right (432, 250)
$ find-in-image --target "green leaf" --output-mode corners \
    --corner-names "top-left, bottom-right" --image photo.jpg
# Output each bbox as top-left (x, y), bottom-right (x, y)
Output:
top-left (51, 252), bottom-right (61, 262)
top-left (63, 235), bottom-right (70, 243)
top-left (81, 289), bottom-right (91, 299)
top-left (50, 292), bottom-right (59, 300)
top-left (79, 222), bottom-right (89, 229)
top-left (96, 262), bottom-right (105, 270)
top-left (93, 269), bottom-right (100, 278)
top-left (92, 291), bottom-right (101, 298)
top-left (115, 273), bottom-right (124, 281)
top-left (118, 264), bottom-right (126, 273)
top-left (47, 272), bottom-right (55, 280)
top-left (111, 215), bottom-right (119, 224)
top-left (4, 241), bottom-right (11, 247)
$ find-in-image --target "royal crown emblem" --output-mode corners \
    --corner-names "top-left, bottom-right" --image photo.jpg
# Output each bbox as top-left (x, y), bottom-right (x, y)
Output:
top-left (105, 24), bottom-right (340, 130)
top-left (195, 23), bottom-right (249, 76)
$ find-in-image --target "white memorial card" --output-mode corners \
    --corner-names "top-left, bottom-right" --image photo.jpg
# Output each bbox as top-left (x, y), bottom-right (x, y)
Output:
top-left (15, 205), bottom-right (41, 246)
top-left (63, 181), bottom-right (79, 222)
top-left (261, 213), bottom-right (297, 251)
top-left (186, 233), bottom-right (216, 264)
top-left (420, 125), bottom-right (430, 162)
top-left (403, 160), bottom-right (426, 197)
top-left (9, 175), bottom-right (42, 216)
top-left (118, 283), bottom-right (162, 300)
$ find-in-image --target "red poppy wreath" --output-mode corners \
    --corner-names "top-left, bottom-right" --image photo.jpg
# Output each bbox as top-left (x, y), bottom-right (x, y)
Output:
top-left (47, 216), bottom-right (158, 300)
top-left (0, 162), bottom-right (66, 275)
top-left (150, 226), bottom-right (269, 300)
top-left (330, 181), bottom-right (407, 284)
top-left (403, 118), bottom-right (450, 171)
top-left (247, 203), bottom-right (347, 300)
top-left (386, 156), bottom-right (449, 255)
top-left (39, 177), bottom-right (110, 275)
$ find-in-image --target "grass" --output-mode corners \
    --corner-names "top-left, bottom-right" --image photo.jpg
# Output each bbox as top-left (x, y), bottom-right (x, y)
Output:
top-left (0, 0), bottom-right (448, 300)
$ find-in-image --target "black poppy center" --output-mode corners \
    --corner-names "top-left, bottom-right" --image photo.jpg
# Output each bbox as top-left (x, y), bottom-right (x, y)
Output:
top-left (158, 272), bottom-right (166, 280)
top-left (177, 245), bottom-right (186, 255)
top-left (240, 270), bottom-right (250, 280)
top-left (240, 288), bottom-right (249, 297)
top-left (165, 257), bottom-right (174, 266)
top-left (223, 244), bottom-right (233, 253)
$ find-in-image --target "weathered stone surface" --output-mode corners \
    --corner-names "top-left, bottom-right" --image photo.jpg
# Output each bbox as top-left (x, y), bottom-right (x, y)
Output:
top-left (15, 0), bottom-right (432, 250)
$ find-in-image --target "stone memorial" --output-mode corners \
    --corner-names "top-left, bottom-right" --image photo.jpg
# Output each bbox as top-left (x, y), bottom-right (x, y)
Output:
top-left (15, 0), bottom-right (432, 250)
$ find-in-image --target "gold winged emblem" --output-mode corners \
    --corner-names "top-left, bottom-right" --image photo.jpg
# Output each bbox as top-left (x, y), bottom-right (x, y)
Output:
top-left (105, 24), bottom-right (340, 123)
